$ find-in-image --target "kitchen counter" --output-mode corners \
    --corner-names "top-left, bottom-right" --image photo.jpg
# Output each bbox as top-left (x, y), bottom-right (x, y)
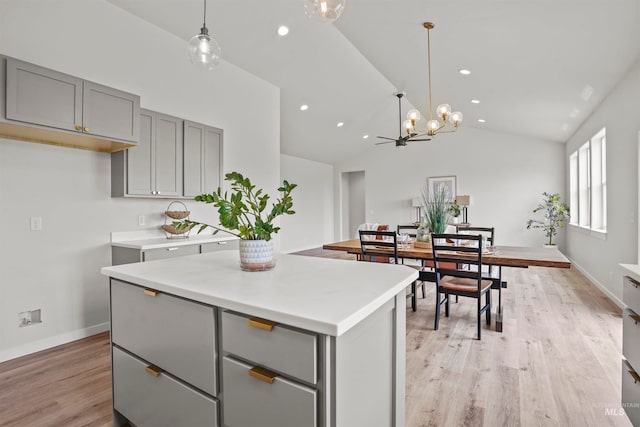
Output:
top-left (111, 229), bottom-right (238, 250)
top-left (620, 263), bottom-right (640, 283)
top-left (101, 251), bottom-right (418, 336)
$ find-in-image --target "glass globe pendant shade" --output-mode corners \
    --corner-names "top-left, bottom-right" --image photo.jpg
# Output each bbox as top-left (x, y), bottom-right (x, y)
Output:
top-left (427, 119), bottom-right (440, 135)
top-left (188, 27), bottom-right (221, 70)
top-left (406, 108), bottom-right (421, 125)
top-left (436, 103), bottom-right (451, 120)
top-left (304, 0), bottom-right (346, 23)
top-left (402, 119), bottom-right (413, 134)
top-left (449, 111), bottom-right (463, 126)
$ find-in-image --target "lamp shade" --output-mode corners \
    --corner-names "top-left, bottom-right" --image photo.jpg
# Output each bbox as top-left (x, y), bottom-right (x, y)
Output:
top-left (455, 195), bottom-right (470, 206)
top-left (412, 197), bottom-right (422, 207)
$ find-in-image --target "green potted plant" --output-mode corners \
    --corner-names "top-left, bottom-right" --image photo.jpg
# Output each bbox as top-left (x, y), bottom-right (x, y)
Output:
top-left (448, 202), bottom-right (461, 224)
top-left (526, 192), bottom-right (569, 247)
top-left (175, 171), bottom-right (297, 271)
top-left (415, 185), bottom-right (451, 245)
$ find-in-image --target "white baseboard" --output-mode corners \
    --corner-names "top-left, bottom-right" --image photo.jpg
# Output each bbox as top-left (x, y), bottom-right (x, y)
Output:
top-left (0, 322), bottom-right (110, 363)
top-left (567, 256), bottom-right (625, 309)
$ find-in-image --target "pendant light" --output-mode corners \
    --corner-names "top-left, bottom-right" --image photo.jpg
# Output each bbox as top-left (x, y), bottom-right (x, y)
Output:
top-left (403, 22), bottom-right (463, 137)
top-left (188, 0), bottom-right (221, 71)
top-left (304, 0), bottom-right (346, 23)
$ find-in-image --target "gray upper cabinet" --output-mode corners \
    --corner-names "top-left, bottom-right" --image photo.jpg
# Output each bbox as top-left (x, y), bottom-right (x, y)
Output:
top-left (183, 121), bottom-right (222, 197)
top-left (82, 81), bottom-right (140, 142)
top-left (113, 109), bottom-right (182, 197)
top-left (5, 58), bottom-right (83, 132)
top-left (1, 56), bottom-right (140, 151)
top-left (113, 112), bottom-right (222, 199)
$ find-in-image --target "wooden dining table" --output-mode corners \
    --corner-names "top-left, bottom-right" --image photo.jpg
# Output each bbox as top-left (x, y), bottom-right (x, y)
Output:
top-left (322, 238), bottom-right (571, 332)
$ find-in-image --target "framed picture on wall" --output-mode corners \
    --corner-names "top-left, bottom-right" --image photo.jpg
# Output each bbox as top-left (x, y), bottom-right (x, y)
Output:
top-left (427, 175), bottom-right (457, 201)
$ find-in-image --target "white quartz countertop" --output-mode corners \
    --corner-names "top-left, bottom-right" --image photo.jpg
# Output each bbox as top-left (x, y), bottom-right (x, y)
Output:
top-left (111, 230), bottom-right (238, 250)
top-left (101, 251), bottom-right (418, 336)
top-left (620, 264), bottom-right (640, 282)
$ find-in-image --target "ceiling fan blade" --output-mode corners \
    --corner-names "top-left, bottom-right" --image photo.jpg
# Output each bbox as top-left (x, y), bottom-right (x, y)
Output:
top-left (375, 140), bottom-right (396, 145)
top-left (408, 138), bottom-right (432, 142)
top-left (376, 136), bottom-right (396, 140)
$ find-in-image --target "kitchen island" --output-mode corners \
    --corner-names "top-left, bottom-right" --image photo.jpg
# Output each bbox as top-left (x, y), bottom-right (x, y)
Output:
top-left (101, 251), bottom-right (417, 427)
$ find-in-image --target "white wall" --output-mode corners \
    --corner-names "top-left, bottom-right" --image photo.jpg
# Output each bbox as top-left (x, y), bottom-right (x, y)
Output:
top-left (279, 154), bottom-right (334, 253)
top-left (565, 57), bottom-right (640, 306)
top-left (0, 0), bottom-right (280, 361)
top-left (336, 125), bottom-right (566, 246)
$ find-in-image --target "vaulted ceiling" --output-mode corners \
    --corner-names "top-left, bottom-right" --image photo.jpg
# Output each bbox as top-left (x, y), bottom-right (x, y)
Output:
top-left (107, 0), bottom-right (640, 165)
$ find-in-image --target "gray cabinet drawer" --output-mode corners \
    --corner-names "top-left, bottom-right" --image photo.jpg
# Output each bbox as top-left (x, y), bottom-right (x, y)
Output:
top-left (110, 279), bottom-right (217, 396)
top-left (113, 347), bottom-right (218, 427)
top-left (143, 244), bottom-right (200, 261)
top-left (622, 359), bottom-right (640, 426)
top-left (221, 310), bottom-right (317, 384)
top-left (200, 239), bottom-right (239, 253)
top-left (624, 276), bottom-right (640, 314)
top-left (222, 356), bottom-right (316, 427)
top-left (624, 309), bottom-right (640, 371)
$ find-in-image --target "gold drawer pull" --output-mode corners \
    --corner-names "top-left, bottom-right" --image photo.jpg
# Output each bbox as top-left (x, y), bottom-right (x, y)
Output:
top-left (630, 313), bottom-right (640, 324)
top-left (145, 364), bottom-right (164, 377)
top-left (143, 288), bottom-right (159, 297)
top-left (75, 125), bottom-right (82, 131)
top-left (249, 366), bottom-right (277, 384)
top-left (248, 317), bottom-right (278, 331)
top-left (84, 126), bottom-right (90, 132)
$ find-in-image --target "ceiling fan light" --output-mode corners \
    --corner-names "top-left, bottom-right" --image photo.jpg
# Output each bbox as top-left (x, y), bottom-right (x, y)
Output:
top-left (436, 104), bottom-right (451, 120)
top-left (449, 111), bottom-right (463, 126)
top-left (304, 0), bottom-right (346, 23)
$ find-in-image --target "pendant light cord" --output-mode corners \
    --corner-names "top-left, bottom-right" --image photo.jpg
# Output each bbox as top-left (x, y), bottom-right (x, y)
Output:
top-left (427, 26), bottom-right (433, 121)
top-left (203, 0), bottom-right (207, 27)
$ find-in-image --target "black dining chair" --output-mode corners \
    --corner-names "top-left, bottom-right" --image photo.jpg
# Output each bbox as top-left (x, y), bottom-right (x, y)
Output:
top-left (358, 230), bottom-right (418, 312)
top-left (396, 224), bottom-right (427, 298)
top-left (431, 233), bottom-right (492, 339)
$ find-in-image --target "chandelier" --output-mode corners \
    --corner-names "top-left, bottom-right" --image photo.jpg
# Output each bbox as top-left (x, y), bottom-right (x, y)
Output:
top-left (304, 0), bottom-right (346, 23)
top-left (188, 0), bottom-right (221, 71)
top-left (403, 22), bottom-right (463, 137)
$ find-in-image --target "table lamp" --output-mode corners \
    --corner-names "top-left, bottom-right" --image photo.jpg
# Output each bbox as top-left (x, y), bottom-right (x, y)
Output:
top-left (455, 195), bottom-right (471, 224)
top-left (412, 197), bottom-right (422, 223)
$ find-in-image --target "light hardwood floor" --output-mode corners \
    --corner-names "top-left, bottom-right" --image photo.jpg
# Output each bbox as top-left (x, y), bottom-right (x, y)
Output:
top-left (0, 249), bottom-right (631, 426)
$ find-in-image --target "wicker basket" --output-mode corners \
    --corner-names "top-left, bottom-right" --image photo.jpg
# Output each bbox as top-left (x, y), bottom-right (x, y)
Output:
top-left (162, 223), bottom-right (194, 235)
top-left (164, 210), bottom-right (190, 220)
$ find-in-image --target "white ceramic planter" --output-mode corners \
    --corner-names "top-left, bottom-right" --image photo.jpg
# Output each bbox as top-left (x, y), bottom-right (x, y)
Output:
top-left (239, 240), bottom-right (275, 271)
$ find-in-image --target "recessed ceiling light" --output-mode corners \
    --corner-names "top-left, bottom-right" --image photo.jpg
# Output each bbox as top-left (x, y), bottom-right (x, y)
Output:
top-left (477, 119), bottom-right (486, 123)
top-left (459, 69), bottom-right (471, 75)
top-left (277, 26), bottom-right (289, 37)
top-left (362, 135), bottom-right (369, 139)
top-left (337, 122), bottom-right (344, 127)
top-left (300, 104), bottom-right (308, 111)
top-left (569, 108), bottom-right (580, 118)
top-left (471, 99), bottom-right (480, 104)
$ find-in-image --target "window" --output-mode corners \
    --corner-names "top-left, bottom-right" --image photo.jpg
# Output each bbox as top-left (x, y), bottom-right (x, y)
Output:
top-left (569, 127), bottom-right (606, 232)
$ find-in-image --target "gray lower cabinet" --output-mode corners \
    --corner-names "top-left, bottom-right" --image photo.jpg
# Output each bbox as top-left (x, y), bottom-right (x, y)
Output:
top-left (111, 240), bottom-right (235, 266)
top-left (112, 109), bottom-right (182, 197)
top-left (1, 56), bottom-right (140, 151)
top-left (200, 240), bottom-right (239, 253)
top-left (110, 279), bottom-right (219, 426)
top-left (108, 278), bottom-right (404, 427)
top-left (622, 274), bottom-right (640, 426)
top-left (184, 120), bottom-right (222, 197)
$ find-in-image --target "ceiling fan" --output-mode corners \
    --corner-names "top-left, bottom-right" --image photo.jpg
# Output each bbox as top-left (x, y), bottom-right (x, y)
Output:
top-left (376, 92), bottom-right (431, 147)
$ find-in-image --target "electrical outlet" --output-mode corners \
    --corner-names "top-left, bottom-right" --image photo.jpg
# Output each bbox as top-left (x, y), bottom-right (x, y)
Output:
top-left (18, 309), bottom-right (42, 327)
top-left (138, 215), bottom-right (146, 226)
top-left (30, 216), bottom-right (42, 231)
